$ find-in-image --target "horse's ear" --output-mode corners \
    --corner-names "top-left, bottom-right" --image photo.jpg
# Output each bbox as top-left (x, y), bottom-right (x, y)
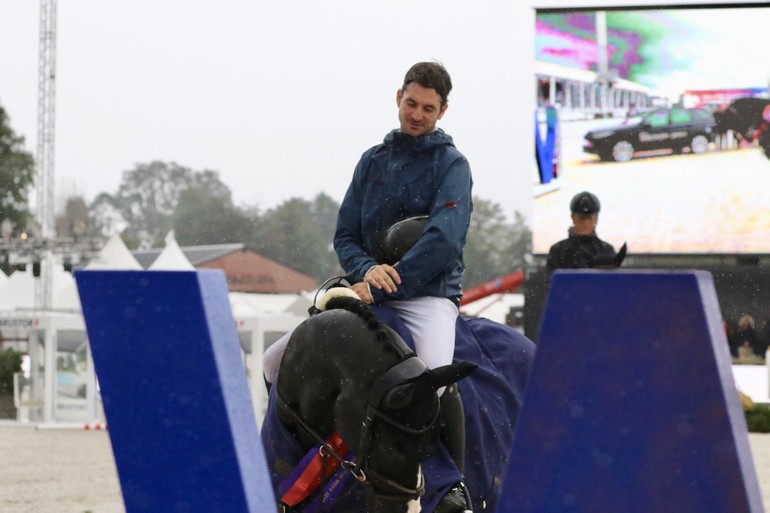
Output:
top-left (383, 383), bottom-right (415, 410)
top-left (427, 361), bottom-right (477, 390)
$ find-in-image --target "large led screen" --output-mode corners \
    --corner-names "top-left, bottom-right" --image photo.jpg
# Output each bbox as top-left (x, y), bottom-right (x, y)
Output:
top-left (532, 6), bottom-right (770, 255)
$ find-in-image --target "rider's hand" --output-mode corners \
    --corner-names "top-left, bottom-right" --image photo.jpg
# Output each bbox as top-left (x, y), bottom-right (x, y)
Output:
top-left (364, 264), bottom-right (401, 294)
top-left (351, 282), bottom-right (374, 304)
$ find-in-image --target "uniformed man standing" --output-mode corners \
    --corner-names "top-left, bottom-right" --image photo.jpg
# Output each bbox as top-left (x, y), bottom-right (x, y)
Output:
top-left (546, 191), bottom-right (625, 271)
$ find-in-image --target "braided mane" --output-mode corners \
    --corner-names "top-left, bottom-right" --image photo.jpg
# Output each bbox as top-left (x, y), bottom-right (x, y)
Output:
top-left (324, 296), bottom-right (390, 343)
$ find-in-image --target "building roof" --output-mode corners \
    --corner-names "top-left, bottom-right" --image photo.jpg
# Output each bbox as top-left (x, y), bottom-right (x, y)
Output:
top-left (132, 243), bottom-right (317, 293)
top-left (133, 243), bottom-right (246, 269)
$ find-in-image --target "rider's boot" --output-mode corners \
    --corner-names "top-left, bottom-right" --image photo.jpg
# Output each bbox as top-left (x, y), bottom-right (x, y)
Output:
top-left (440, 383), bottom-right (466, 473)
top-left (435, 383), bottom-right (473, 513)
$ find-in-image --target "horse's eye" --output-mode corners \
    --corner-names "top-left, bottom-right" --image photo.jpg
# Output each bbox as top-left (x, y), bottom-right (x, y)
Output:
top-left (383, 384), bottom-right (414, 409)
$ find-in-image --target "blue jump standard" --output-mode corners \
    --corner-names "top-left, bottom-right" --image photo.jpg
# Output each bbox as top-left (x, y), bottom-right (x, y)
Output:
top-left (497, 270), bottom-right (763, 513)
top-left (75, 270), bottom-right (276, 513)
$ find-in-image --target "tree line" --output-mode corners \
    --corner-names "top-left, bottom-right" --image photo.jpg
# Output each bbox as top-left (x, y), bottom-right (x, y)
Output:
top-left (1, 102), bottom-right (530, 289)
top-left (67, 160), bottom-right (531, 289)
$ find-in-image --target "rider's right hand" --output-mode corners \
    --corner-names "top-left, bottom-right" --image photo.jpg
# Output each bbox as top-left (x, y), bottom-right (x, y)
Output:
top-left (364, 264), bottom-right (401, 294)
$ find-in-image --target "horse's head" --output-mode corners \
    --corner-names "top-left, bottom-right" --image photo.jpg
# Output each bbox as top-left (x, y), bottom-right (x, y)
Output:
top-left (276, 293), bottom-right (476, 513)
top-left (359, 357), bottom-right (476, 513)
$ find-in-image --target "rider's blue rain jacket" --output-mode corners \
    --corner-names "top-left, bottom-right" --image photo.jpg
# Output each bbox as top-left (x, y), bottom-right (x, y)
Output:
top-left (334, 128), bottom-right (473, 306)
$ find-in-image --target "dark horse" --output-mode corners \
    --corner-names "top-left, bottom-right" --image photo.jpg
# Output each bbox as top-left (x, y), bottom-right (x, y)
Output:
top-left (713, 97), bottom-right (770, 159)
top-left (261, 294), bottom-right (536, 513)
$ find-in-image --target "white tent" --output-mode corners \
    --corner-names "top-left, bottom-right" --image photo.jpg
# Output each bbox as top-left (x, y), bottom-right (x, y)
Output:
top-left (56, 232), bottom-right (192, 313)
top-left (0, 266), bottom-right (35, 311)
top-left (85, 232), bottom-right (143, 270)
top-left (53, 233), bottom-right (144, 313)
top-left (0, 264), bottom-right (76, 311)
top-left (148, 231), bottom-right (194, 270)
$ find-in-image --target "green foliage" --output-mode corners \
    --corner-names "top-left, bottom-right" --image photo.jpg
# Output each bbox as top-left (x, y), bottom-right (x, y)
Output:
top-left (462, 197), bottom-right (531, 289)
top-left (0, 348), bottom-right (23, 395)
top-left (307, 192), bottom-right (345, 278)
top-left (55, 196), bottom-right (90, 238)
top-left (116, 161), bottom-right (199, 246)
top-left (174, 187), bottom-right (255, 246)
top-left (97, 161), bottom-right (242, 248)
top-left (88, 192), bottom-right (122, 238)
top-left (746, 404), bottom-right (770, 433)
top-left (0, 103), bottom-right (35, 260)
top-left (253, 194), bottom-right (341, 280)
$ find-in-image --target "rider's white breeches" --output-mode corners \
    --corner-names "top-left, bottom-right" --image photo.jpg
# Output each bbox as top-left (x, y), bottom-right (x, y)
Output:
top-left (262, 296), bottom-right (458, 391)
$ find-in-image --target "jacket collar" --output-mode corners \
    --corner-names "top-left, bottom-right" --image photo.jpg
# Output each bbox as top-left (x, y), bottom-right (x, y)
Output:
top-left (383, 128), bottom-right (455, 150)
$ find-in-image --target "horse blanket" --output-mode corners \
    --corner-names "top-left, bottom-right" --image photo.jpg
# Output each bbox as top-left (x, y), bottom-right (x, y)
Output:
top-left (260, 307), bottom-right (536, 512)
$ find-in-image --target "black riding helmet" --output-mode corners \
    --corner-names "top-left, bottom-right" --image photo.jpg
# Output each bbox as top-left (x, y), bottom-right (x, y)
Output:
top-left (374, 215), bottom-right (429, 265)
top-left (570, 191), bottom-right (601, 215)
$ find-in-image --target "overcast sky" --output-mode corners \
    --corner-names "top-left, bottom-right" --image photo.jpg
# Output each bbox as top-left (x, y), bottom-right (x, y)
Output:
top-left (2, 2), bottom-right (768, 228)
top-left (0, 1), bottom-right (528, 221)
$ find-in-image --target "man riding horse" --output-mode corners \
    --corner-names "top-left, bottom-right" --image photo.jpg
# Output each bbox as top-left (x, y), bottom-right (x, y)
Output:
top-left (713, 97), bottom-right (770, 158)
top-left (263, 61), bottom-right (474, 511)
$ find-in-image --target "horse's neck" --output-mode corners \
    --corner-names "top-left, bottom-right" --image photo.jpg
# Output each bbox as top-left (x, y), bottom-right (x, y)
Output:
top-left (278, 310), bottom-right (403, 447)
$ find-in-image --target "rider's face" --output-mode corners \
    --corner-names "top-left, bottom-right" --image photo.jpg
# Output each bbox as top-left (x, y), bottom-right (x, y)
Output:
top-left (572, 213), bottom-right (598, 236)
top-left (396, 83), bottom-right (447, 137)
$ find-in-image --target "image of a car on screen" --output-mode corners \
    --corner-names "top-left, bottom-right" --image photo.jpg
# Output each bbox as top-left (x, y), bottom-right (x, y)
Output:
top-left (583, 107), bottom-right (716, 162)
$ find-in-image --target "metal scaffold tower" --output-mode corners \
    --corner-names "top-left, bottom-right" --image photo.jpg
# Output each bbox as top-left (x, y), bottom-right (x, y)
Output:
top-left (35, 0), bottom-right (57, 310)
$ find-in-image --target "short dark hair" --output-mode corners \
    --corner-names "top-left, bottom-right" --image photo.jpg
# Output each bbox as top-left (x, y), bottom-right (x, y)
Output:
top-left (401, 61), bottom-right (452, 106)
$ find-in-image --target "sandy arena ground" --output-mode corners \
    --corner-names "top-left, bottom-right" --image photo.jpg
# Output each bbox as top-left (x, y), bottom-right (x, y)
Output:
top-left (532, 146), bottom-right (770, 255)
top-left (1, 423), bottom-right (770, 512)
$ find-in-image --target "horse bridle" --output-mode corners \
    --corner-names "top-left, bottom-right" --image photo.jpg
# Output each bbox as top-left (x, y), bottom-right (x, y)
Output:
top-left (276, 352), bottom-right (440, 504)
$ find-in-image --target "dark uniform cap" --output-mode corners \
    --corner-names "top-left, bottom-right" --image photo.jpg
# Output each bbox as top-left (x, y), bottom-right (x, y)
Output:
top-left (570, 191), bottom-right (601, 214)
